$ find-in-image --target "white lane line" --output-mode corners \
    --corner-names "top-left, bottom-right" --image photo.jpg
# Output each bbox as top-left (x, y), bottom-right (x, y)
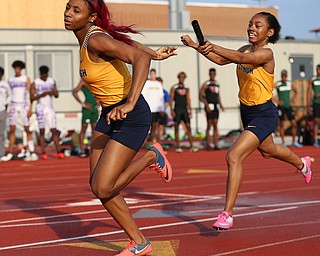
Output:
top-left (0, 206), bottom-right (296, 251)
top-left (22, 220), bottom-right (320, 250)
top-left (2, 197), bottom-right (320, 227)
top-left (137, 191), bottom-right (257, 199)
top-left (0, 217), bottom-right (114, 228)
top-left (211, 234), bottom-right (320, 256)
top-left (256, 200), bottom-right (320, 208)
top-left (0, 193), bottom-right (219, 213)
top-left (0, 197), bottom-right (215, 225)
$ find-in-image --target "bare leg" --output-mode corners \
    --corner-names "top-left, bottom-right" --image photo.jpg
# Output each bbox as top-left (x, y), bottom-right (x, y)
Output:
top-left (224, 131), bottom-right (259, 214)
top-left (101, 194), bottom-right (146, 244)
top-left (258, 135), bottom-right (303, 169)
top-left (90, 131), bottom-right (156, 244)
top-left (206, 119), bottom-right (212, 148)
top-left (80, 123), bottom-right (88, 153)
top-left (291, 119), bottom-right (298, 144)
top-left (224, 129), bottom-right (304, 215)
top-left (24, 126), bottom-right (34, 153)
top-left (174, 124), bottom-right (180, 148)
top-left (212, 118), bottom-right (219, 147)
top-left (39, 129), bottom-right (46, 153)
top-left (150, 121), bottom-right (159, 144)
top-left (51, 128), bottom-right (61, 152)
top-left (279, 120), bottom-right (285, 144)
top-left (185, 123), bottom-right (194, 148)
top-left (8, 125), bottom-right (16, 153)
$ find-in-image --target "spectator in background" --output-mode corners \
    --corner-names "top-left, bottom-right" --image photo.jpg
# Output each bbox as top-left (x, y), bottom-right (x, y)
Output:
top-left (1, 60), bottom-right (37, 162)
top-left (307, 64), bottom-right (320, 147)
top-left (141, 69), bottom-right (164, 145)
top-left (170, 71), bottom-right (198, 152)
top-left (0, 67), bottom-right (11, 159)
top-left (156, 77), bottom-right (171, 144)
top-left (274, 70), bottom-right (302, 147)
top-left (72, 80), bottom-right (99, 157)
top-left (199, 68), bottom-right (224, 150)
top-left (30, 66), bottom-right (65, 159)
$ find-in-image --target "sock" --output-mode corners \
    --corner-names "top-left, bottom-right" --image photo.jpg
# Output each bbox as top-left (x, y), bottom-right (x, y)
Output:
top-left (28, 140), bottom-right (35, 153)
top-left (299, 163), bottom-right (306, 174)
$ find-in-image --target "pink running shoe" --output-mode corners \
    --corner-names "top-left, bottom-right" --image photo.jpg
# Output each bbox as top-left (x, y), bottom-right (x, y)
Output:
top-left (149, 143), bottom-right (173, 183)
top-left (212, 211), bottom-right (233, 230)
top-left (115, 239), bottom-right (152, 256)
top-left (297, 156), bottom-right (312, 184)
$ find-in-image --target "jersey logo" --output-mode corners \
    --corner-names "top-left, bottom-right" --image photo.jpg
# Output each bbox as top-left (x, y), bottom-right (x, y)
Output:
top-left (237, 64), bottom-right (253, 74)
top-left (80, 69), bottom-right (87, 78)
top-left (177, 89), bottom-right (187, 95)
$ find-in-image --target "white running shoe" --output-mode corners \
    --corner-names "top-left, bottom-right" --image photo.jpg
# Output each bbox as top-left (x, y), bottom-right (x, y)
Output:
top-left (17, 149), bottom-right (26, 158)
top-left (189, 147), bottom-right (199, 153)
top-left (0, 153), bottom-right (13, 162)
top-left (175, 147), bottom-right (183, 153)
top-left (24, 153), bottom-right (38, 161)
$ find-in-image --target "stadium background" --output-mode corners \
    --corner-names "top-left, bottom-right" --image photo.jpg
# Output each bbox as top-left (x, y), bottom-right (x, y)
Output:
top-left (0, 0), bottom-right (319, 137)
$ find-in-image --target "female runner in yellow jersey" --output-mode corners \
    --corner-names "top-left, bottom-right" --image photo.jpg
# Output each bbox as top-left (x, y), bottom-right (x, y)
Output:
top-left (64, 0), bottom-right (176, 255)
top-left (181, 12), bottom-right (312, 230)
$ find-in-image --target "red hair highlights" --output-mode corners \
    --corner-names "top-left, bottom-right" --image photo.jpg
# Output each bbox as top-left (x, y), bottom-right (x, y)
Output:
top-left (85, 0), bottom-right (140, 45)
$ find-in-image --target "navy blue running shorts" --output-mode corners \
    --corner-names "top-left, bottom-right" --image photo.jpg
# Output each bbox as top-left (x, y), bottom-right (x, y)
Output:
top-left (95, 95), bottom-right (151, 151)
top-left (240, 100), bottom-right (278, 144)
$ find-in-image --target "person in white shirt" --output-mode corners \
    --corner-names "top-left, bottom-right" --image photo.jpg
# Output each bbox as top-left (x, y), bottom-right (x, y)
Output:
top-left (0, 67), bottom-right (11, 158)
top-left (30, 66), bottom-right (65, 160)
top-left (1, 60), bottom-right (38, 162)
top-left (141, 69), bottom-right (164, 144)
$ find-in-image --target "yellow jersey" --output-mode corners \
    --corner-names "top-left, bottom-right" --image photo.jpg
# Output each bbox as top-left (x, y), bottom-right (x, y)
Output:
top-left (236, 47), bottom-right (274, 106)
top-left (79, 26), bottom-right (132, 107)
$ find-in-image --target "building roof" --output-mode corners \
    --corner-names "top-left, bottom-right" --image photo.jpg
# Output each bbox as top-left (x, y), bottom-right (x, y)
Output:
top-left (1, 0), bottom-right (278, 38)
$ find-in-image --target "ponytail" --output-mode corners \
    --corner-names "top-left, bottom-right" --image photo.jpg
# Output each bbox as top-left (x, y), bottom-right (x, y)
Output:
top-left (85, 0), bottom-right (140, 45)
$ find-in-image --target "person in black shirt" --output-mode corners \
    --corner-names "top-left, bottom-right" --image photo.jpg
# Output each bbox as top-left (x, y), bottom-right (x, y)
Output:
top-left (199, 68), bottom-right (224, 149)
top-left (170, 72), bottom-right (199, 152)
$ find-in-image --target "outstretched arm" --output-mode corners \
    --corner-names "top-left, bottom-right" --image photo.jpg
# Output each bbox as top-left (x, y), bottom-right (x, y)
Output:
top-left (72, 80), bottom-right (92, 110)
top-left (132, 40), bottom-right (177, 61)
top-left (181, 36), bottom-right (231, 65)
top-left (181, 36), bottom-right (274, 71)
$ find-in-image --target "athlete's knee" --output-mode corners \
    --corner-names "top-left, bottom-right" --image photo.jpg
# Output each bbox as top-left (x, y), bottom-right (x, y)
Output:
top-left (90, 181), bottom-right (113, 199)
top-left (225, 149), bottom-right (241, 166)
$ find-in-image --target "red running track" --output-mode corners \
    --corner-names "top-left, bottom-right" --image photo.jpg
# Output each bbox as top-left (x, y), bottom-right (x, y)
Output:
top-left (0, 146), bottom-right (319, 256)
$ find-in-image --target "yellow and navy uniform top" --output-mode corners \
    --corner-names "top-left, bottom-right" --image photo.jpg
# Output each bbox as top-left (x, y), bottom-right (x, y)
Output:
top-left (236, 46), bottom-right (274, 106)
top-left (79, 26), bottom-right (132, 107)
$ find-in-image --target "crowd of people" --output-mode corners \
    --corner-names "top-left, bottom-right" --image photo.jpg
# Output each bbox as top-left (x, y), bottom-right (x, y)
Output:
top-left (1, 61), bottom-right (320, 162)
top-left (0, 59), bottom-right (223, 162)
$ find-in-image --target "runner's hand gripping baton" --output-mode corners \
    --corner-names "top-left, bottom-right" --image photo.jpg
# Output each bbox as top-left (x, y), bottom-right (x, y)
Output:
top-left (191, 20), bottom-right (205, 46)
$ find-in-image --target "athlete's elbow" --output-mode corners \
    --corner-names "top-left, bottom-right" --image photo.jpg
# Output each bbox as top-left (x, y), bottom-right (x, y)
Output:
top-left (141, 52), bottom-right (151, 65)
